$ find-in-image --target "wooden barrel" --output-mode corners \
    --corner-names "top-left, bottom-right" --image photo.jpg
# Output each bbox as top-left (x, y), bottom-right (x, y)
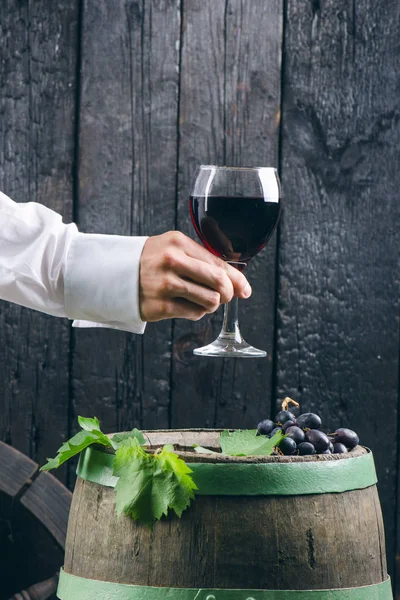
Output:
top-left (58, 430), bottom-right (393, 599)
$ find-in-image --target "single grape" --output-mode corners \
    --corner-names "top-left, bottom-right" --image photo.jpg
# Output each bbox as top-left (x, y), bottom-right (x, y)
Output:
top-left (328, 441), bottom-right (334, 453)
top-left (333, 443), bottom-right (348, 454)
top-left (282, 420), bottom-right (296, 432)
top-left (332, 428), bottom-right (359, 449)
top-left (285, 426), bottom-right (305, 444)
top-left (275, 410), bottom-right (296, 425)
top-left (305, 429), bottom-right (330, 452)
top-left (278, 437), bottom-right (297, 455)
top-left (257, 419), bottom-right (275, 436)
top-left (296, 413), bottom-right (322, 430)
top-left (298, 442), bottom-right (316, 455)
top-left (320, 449), bottom-right (331, 454)
top-left (269, 427), bottom-right (283, 438)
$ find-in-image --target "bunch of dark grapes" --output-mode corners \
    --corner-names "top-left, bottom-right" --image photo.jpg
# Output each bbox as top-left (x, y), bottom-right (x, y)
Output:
top-left (257, 400), bottom-right (360, 457)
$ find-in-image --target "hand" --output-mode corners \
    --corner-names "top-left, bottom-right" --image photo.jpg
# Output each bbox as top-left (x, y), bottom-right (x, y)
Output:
top-left (139, 231), bottom-right (252, 322)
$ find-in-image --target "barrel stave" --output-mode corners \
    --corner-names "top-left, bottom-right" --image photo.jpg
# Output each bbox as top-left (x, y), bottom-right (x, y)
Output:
top-left (64, 478), bottom-right (386, 590)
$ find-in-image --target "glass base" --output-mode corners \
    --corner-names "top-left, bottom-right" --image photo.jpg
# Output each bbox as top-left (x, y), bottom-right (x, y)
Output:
top-left (193, 335), bottom-right (267, 358)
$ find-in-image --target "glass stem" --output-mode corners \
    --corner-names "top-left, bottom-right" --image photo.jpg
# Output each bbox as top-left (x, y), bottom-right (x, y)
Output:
top-left (219, 297), bottom-right (244, 343)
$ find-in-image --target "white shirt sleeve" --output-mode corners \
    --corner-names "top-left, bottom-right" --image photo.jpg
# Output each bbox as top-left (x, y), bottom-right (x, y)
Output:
top-left (0, 191), bottom-right (148, 334)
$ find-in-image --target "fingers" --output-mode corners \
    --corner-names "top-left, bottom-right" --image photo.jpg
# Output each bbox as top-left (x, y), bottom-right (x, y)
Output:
top-left (167, 298), bottom-right (207, 321)
top-left (169, 232), bottom-right (252, 299)
top-left (139, 231), bottom-right (252, 324)
top-left (165, 275), bottom-right (221, 313)
top-left (173, 255), bottom-right (234, 304)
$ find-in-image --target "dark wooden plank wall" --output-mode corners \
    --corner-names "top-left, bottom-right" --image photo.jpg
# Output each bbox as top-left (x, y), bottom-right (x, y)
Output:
top-left (71, 0), bottom-right (180, 463)
top-left (0, 0), bottom-right (399, 595)
top-left (0, 0), bottom-right (79, 482)
top-left (276, 0), bottom-right (400, 586)
top-left (171, 0), bottom-right (282, 430)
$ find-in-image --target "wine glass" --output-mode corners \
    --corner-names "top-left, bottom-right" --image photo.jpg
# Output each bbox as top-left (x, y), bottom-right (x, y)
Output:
top-left (189, 165), bottom-right (281, 358)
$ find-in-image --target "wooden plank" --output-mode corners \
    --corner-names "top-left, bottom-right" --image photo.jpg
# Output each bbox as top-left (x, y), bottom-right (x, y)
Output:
top-left (276, 0), bottom-right (400, 587)
top-left (170, 0), bottom-right (283, 429)
top-left (20, 471), bottom-right (72, 549)
top-left (216, 0), bottom-right (283, 428)
top-left (0, 442), bottom-right (38, 498)
top-left (0, 1), bottom-right (79, 480)
top-left (170, 0), bottom-right (226, 429)
top-left (71, 0), bottom-right (180, 452)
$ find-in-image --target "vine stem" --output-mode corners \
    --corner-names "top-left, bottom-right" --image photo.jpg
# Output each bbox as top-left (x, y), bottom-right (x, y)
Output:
top-left (282, 397), bottom-right (300, 411)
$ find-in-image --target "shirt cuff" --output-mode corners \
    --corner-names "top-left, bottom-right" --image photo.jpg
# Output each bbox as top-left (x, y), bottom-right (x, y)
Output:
top-left (64, 232), bottom-right (148, 334)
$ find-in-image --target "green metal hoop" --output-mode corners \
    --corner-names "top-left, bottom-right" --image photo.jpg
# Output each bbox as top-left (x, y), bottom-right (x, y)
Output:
top-left (77, 447), bottom-right (377, 496)
top-left (58, 569), bottom-right (393, 600)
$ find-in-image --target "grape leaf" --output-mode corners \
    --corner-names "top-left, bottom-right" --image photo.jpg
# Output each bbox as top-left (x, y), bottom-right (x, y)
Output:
top-left (113, 439), bottom-right (197, 529)
top-left (218, 429), bottom-right (284, 456)
top-left (156, 445), bottom-right (198, 517)
top-left (112, 429), bottom-right (146, 447)
top-left (78, 416), bottom-right (101, 432)
top-left (41, 417), bottom-right (114, 471)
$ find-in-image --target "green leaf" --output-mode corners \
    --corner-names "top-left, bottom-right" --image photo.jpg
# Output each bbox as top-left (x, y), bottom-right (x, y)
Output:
top-left (78, 416), bottom-right (101, 432)
top-left (41, 418), bottom-right (114, 471)
top-left (112, 428), bottom-right (146, 447)
top-left (258, 430), bottom-right (286, 454)
top-left (113, 439), bottom-right (197, 529)
top-left (41, 457), bottom-right (59, 471)
top-left (193, 444), bottom-right (220, 455)
top-left (155, 445), bottom-right (198, 517)
top-left (219, 429), bottom-right (284, 456)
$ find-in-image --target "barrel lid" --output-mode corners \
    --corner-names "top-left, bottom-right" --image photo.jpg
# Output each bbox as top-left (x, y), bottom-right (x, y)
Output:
top-left (103, 429), bottom-right (367, 464)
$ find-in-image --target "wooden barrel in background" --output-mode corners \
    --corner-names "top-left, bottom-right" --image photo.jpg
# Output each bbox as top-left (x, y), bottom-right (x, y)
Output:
top-left (0, 441), bottom-right (72, 600)
top-left (58, 430), bottom-right (393, 599)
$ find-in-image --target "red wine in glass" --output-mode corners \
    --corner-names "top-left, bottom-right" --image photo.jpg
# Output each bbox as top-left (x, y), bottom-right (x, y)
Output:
top-left (189, 195), bottom-right (281, 267)
top-left (188, 166), bottom-right (281, 358)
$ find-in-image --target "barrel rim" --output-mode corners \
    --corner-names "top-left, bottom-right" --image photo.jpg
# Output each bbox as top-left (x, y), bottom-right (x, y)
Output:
top-left (99, 428), bottom-right (367, 464)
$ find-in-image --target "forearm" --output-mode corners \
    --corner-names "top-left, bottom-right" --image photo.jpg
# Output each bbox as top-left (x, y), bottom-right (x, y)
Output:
top-left (0, 191), bottom-right (148, 333)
